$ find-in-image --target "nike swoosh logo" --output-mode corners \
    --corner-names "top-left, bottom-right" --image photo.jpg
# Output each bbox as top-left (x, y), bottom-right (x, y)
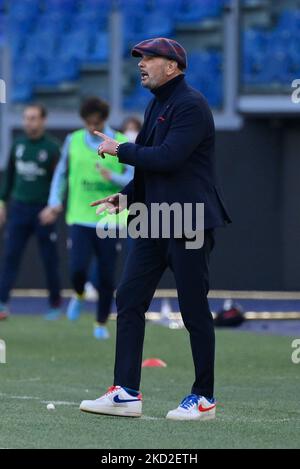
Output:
top-left (113, 395), bottom-right (141, 404)
top-left (198, 404), bottom-right (216, 412)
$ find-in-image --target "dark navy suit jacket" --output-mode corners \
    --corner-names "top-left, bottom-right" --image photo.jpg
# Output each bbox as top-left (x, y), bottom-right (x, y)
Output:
top-left (118, 77), bottom-right (231, 231)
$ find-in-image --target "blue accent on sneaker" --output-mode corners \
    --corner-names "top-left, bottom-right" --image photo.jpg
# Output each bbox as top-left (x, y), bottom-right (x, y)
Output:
top-left (44, 307), bottom-right (62, 321)
top-left (66, 297), bottom-right (83, 321)
top-left (205, 397), bottom-right (216, 404)
top-left (113, 395), bottom-right (141, 404)
top-left (179, 394), bottom-right (200, 410)
top-left (123, 387), bottom-right (140, 397)
top-left (93, 324), bottom-right (110, 340)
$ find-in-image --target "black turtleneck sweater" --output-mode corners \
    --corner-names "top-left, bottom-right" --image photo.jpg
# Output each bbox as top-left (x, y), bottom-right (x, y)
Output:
top-left (143, 74), bottom-right (185, 146)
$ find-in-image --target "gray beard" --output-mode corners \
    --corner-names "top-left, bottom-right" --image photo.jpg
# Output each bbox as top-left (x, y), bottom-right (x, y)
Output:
top-left (141, 82), bottom-right (153, 90)
top-left (141, 77), bottom-right (159, 90)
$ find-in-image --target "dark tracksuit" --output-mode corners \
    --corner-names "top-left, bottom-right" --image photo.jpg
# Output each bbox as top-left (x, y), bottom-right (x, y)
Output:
top-left (113, 75), bottom-right (231, 398)
top-left (0, 134), bottom-right (61, 307)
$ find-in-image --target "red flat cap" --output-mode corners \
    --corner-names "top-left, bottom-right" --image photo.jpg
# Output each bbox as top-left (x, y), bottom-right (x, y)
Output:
top-left (131, 37), bottom-right (187, 69)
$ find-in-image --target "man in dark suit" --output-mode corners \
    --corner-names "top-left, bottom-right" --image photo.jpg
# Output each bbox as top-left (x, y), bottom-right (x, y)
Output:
top-left (80, 38), bottom-right (231, 421)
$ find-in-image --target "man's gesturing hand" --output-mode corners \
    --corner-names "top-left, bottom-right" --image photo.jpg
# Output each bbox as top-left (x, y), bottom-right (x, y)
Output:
top-left (90, 193), bottom-right (127, 215)
top-left (94, 130), bottom-right (119, 158)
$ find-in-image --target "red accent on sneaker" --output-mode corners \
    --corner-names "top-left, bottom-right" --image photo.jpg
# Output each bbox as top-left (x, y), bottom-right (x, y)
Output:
top-left (101, 385), bottom-right (120, 398)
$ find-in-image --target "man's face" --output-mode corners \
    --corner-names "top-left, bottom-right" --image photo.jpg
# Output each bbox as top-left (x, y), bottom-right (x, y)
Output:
top-left (84, 113), bottom-right (105, 135)
top-left (138, 55), bottom-right (176, 89)
top-left (23, 107), bottom-right (45, 138)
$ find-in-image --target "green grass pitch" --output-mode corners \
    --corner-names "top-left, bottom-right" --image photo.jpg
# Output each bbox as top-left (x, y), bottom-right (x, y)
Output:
top-left (0, 314), bottom-right (299, 449)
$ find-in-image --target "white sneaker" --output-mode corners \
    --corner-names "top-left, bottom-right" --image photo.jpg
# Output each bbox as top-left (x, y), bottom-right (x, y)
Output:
top-left (80, 385), bottom-right (142, 417)
top-left (166, 394), bottom-right (216, 421)
top-left (84, 282), bottom-right (98, 301)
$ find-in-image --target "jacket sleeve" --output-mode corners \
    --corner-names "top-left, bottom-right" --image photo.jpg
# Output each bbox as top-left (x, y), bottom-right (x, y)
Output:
top-left (109, 164), bottom-right (134, 188)
top-left (120, 179), bottom-right (134, 205)
top-left (117, 101), bottom-right (209, 173)
top-left (48, 134), bottom-right (70, 207)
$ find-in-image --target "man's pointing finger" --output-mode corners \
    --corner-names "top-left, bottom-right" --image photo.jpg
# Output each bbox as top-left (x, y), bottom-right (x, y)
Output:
top-left (93, 130), bottom-right (110, 140)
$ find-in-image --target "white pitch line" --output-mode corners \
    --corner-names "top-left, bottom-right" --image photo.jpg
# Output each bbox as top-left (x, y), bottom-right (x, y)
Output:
top-left (141, 416), bottom-right (164, 420)
top-left (0, 394), bottom-right (168, 418)
top-left (42, 400), bottom-right (78, 406)
top-left (5, 377), bottom-right (41, 383)
top-left (0, 393), bottom-right (78, 406)
top-left (218, 415), bottom-right (300, 424)
top-left (0, 394), bottom-right (41, 401)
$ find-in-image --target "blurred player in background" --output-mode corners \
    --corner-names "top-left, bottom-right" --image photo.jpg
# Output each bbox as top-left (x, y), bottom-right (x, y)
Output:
top-left (0, 104), bottom-right (62, 320)
top-left (84, 115), bottom-right (143, 301)
top-left (40, 97), bottom-right (132, 340)
top-left (121, 116), bottom-right (142, 143)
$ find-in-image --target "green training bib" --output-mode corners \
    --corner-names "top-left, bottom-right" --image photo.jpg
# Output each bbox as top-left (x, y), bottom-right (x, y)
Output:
top-left (66, 129), bottom-right (128, 227)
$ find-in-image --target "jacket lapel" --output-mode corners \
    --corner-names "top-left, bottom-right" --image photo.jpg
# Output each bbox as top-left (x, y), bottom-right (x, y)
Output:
top-left (144, 102), bottom-right (170, 146)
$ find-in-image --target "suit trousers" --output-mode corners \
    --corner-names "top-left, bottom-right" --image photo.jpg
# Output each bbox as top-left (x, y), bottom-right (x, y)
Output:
top-left (114, 229), bottom-right (215, 398)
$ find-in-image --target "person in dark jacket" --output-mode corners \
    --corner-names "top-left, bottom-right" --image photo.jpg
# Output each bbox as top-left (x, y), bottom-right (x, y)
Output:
top-left (0, 104), bottom-right (62, 321)
top-left (80, 38), bottom-right (231, 421)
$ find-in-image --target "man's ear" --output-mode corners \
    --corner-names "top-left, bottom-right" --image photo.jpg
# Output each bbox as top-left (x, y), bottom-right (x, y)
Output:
top-left (166, 60), bottom-right (179, 76)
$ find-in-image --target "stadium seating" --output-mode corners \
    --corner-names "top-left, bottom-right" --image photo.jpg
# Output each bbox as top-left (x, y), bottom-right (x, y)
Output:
top-left (4, 0), bottom-right (298, 106)
top-left (7, 0), bottom-right (40, 18)
top-left (0, 14), bottom-right (5, 41)
top-left (122, 11), bottom-right (174, 48)
top-left (186, 51), bottom-right (223, 107)
top-left (174, 0), bottom-right (225, 23)
top-left (57, 30), bottom-right (91, 62)
top-left (42, 0), bottom-right (78, 14)
top-left (2, 0), bottom-right (228, 108)
top-left (71, 10), bottom-right (108, 33)
top-left (123, 83), bottom-right (151, 110)
top-left (87, 32), bottom-right (109, 62)
top-left (11, 57), bottom-right (38, 102)
top-left (242, 9), bottom-right (300, 89)
top-left (0, 0), bottom-right (224, 109)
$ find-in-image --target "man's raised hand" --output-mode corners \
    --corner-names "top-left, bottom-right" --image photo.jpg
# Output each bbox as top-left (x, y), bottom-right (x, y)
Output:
top-left (93, 130), bottom-right (119, 158)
